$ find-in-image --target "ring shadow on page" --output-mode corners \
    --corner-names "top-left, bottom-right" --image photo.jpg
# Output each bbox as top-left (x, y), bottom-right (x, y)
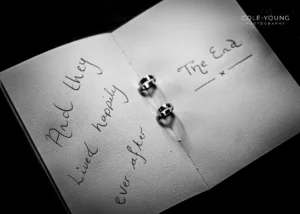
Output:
top-left (156, 113), bottom-right (191, 149)
top-left (139, 84), bottom-right (157, 97)
top-left (138, 80), bottom-right (190, 147)
top-left (138, 82), bottom-right (168, 114)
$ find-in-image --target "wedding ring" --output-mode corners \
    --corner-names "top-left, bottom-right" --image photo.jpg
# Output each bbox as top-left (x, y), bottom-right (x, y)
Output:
top-left (157, 103), bottom-right (174, 118)
top-left (139, 75), bottom-right (156, 91)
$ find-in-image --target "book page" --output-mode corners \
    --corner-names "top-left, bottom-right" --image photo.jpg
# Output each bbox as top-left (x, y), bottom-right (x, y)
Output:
top-left (113, 0), bottom-right (300, 188)
top-left (0, 34), bottom-right (208, 213)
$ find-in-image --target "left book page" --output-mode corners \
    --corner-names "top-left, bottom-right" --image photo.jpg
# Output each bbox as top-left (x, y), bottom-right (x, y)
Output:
top-left (0, 34), bottom-right (208, 214)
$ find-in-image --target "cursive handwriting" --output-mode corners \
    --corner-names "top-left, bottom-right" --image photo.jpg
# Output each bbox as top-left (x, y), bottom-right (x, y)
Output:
top-left (209, 39), bottom-right (242, 59)
top-left (177, 60), bottom-right (208, 75)
top-left (63, 58), bottom-right (103, 91)
top-left (177, 39), bottom-right (242, 77)
top-left (67, 141), bottom-right (98, 185)
top-left (115, 126), bottom-right (147, 205)
top-left (127, 126), bottom-right (146, 170)
top-left (45, 102), bottom-right (73, 147)
top-left (92, 85), bottom-right (129, 133)
top-left (115, 176), bottom-right (130, 205)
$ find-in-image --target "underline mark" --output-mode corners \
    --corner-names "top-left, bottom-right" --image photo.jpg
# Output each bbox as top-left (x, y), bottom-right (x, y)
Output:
top-left (228, 54), bottom-right (253, 70)
top-left (195, 54), bottom-right (253, 92)
top-left (195, 78), bottom-right (216, 91)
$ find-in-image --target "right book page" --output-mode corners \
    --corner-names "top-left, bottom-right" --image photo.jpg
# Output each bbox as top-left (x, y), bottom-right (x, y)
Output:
top-left (113, 0), bottom-right (300, 188)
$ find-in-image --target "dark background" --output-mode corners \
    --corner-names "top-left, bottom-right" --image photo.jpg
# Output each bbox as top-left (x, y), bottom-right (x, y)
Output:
top-left (1, 0), bottom-right (299, 213)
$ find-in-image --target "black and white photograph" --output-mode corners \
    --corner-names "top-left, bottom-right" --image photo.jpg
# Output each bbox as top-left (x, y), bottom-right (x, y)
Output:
top-left (1, 0), bottom-right (299, 213)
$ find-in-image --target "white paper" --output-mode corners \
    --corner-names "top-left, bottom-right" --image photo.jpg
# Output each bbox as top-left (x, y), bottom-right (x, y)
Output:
top-left (0, 34), bottom-right (208, 213)
top-left (114, 0), bottom-right (300, 187)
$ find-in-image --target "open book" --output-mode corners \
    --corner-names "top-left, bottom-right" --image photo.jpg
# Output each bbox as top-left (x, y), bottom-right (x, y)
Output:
top-left (1, 0), bottom-right (300, 213)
